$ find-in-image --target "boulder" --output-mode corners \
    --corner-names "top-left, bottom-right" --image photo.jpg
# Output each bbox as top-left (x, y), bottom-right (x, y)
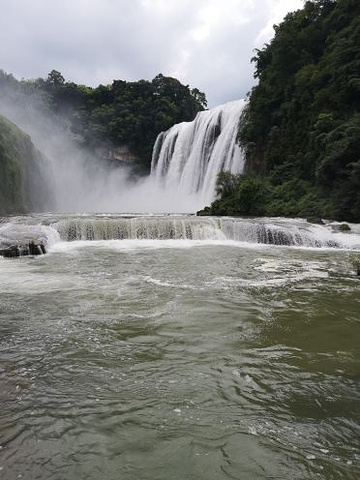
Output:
top-left (0, 241), bottom-right (46, 258)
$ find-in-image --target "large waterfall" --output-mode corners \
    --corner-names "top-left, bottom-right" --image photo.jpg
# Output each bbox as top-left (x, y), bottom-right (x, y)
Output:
top-left (151, 100), bottom-right (245, 209)
top-left (0, 96), bottom-right (245, 214)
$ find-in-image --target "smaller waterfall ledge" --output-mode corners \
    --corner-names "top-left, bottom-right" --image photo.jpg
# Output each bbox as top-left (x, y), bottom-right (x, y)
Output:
top-left (2, 215), bottom-right (360, 251)
top-left (151, 100), bottom-right (245, 209)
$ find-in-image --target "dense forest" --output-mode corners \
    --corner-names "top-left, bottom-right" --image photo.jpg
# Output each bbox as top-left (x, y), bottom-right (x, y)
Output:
top-left (208, 0), bottom-right (360, 222)
top-left (0, 69), bottom-right (206, 172)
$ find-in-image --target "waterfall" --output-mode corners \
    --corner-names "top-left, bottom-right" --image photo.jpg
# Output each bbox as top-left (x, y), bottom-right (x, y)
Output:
top-left (2, 215), bottom-right (360, 250)
top-left (50, 216), bottom-right (344, 247)
top-left (151, 100), bottom-right (245, 209)
top-left (0, 96), bottom-right (245, 214)
top-left (53, 217), bottom-right (225, 241)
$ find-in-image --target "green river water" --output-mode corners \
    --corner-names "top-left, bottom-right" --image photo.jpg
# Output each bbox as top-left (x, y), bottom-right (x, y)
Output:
top-left (0, 216), bottom-right (360, 479)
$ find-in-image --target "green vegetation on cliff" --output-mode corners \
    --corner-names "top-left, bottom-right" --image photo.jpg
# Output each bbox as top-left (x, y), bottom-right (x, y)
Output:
top-left (0, 70), bottom-right (206, 171)
top-left (0, 115), bottom-right (51, 215)
top-left (209, 0), bottom-right (360, 221)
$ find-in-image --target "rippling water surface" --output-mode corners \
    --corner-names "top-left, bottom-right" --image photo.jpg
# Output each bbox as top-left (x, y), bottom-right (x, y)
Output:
top-left (1, 234), bottom-right (360, 479)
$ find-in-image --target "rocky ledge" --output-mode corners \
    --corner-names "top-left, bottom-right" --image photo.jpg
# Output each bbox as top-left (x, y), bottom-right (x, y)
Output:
top-left (0, 241), bottom-right (46, 258)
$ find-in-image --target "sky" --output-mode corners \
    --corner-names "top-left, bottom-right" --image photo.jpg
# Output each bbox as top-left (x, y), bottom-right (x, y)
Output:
top-left (0, 0), bottom-right (303, 107)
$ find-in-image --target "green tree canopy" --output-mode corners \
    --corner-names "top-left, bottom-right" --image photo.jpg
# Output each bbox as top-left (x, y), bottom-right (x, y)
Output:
top-left (232, 0), bottom-right (360, 221)
top-left (0, 69), bottom-right (207, 171)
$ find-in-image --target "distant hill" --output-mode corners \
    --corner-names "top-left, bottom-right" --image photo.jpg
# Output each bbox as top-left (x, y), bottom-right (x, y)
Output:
top-left (0, 114), bottom-right (52, 215)
top-left (208, 0), bottom-right (360, 222)
top-left (0, 70), bottom-right (206, 172)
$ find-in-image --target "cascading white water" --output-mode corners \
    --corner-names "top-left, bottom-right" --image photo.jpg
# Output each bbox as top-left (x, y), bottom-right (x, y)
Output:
top-left (2, 215), bottom-right (360, 251)
top-left (151, 100), bottom-right (245, 209)
top-left (1, 92), bottom-right (245, 214)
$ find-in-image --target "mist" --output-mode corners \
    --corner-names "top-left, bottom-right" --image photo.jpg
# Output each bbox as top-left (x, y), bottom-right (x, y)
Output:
top-left (0, 82), bottom-right (207, 214)
top-left (0, 79), bottom-right (247, 215)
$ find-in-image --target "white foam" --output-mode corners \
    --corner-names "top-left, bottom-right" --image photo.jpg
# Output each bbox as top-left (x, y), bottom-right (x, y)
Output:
top-left (151, 100), bottom-right (245, 210)
top-left (48, 238), bottom-right (244, 253)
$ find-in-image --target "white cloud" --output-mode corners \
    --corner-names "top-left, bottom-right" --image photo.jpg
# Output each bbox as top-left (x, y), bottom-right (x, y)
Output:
top-left (255, 0), bottom-right (304, 45)
top-left (0, 0), bottom-right (303, 106)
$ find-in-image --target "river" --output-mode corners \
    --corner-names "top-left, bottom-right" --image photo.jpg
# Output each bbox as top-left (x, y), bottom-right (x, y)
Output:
top-left (1, 214), bottom-right (360, 479)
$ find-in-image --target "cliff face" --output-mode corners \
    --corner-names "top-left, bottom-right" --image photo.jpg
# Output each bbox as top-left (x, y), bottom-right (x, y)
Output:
top-left (0, 114), bottom-right (52, 215)
top-left (94, 145), bottom-right (139, 165)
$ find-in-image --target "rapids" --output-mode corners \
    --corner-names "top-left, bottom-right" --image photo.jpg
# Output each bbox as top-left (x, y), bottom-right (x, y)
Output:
top-left (1, 214), bottom-right (360, 250)
top-left (1, 214), bottom-right (360, 479)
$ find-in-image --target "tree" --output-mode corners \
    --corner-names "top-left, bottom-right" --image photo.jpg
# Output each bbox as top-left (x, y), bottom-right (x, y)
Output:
top-left (0, 68), bottom-right (206, 172)
top-left (191, 88), bottom-right (207, 109)
top-left (46, 70), bottom-right (65, 86)
top-left (215, 171), bottom-right (240, 197)
top-left (210, 0), bottom-right (360, 221)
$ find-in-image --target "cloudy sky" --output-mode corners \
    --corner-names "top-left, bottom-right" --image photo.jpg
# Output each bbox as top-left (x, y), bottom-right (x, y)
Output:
top-left (0, 0), bottom-right (303, 107)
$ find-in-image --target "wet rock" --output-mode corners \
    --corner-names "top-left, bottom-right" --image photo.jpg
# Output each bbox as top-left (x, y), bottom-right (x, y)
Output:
top-left (306, 217), bottom-right (325, 225)
top-left (29, 240), bottom-right (46, 255)
top-left (354, 259), bottom-right (360, 276)
top-left (326, 240), bottom-right (339, 248)
top-left (331, 222), bottom-right (351, 233)
top-left (0, 245), bottom-right (21, 257)
top-left (196, 207), bottom-right (211, 216)
top-left (0, 241), bottom-right (46, 258)
top-left (338, 223), bottom-right (351, 232)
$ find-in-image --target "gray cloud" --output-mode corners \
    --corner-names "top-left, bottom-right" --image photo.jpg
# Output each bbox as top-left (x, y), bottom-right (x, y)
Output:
top-left (0, 0), bottom-right (303, 107)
